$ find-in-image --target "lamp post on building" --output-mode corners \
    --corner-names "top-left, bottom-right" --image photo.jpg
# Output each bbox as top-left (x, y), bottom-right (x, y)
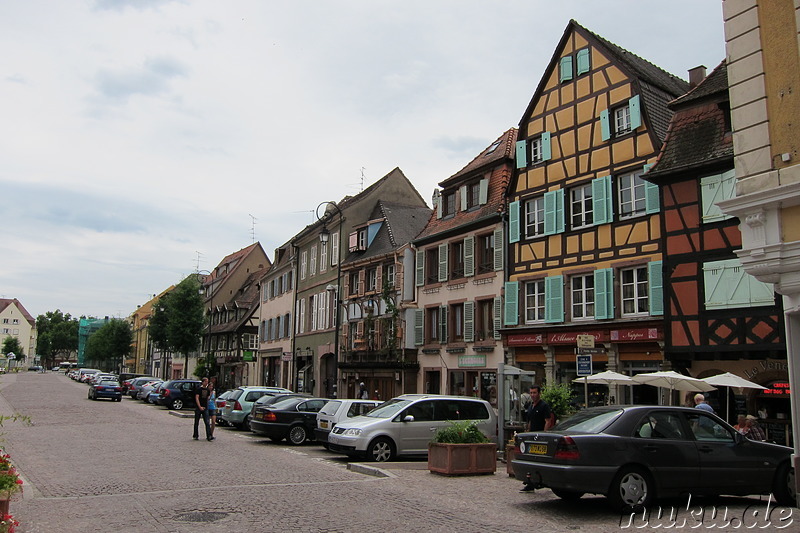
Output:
top-left (317, 201), bottom-right (344, 399)
top-left (196, 270), bottom-right (214, 379)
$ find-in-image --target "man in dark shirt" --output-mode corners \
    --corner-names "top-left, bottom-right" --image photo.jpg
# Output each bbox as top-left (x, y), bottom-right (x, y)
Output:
top-left (526, 385), bottom-right (554, 432)
top-left (193, 377), bottom-right (213, 441)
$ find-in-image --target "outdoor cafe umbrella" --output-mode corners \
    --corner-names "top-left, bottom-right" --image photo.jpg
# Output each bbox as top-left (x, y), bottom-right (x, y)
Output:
top-left (632, 371), bottom-right (716, 405)
top-left (572, 371), bottom-right (637, 406)
top-left (701, 372), bottom-right (766, 422)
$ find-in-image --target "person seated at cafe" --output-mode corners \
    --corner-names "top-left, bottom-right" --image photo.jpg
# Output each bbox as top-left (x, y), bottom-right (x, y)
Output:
top-left (744, 414), bottom-right (766, 441)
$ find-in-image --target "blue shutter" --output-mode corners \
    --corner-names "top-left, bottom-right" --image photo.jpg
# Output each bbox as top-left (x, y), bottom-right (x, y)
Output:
top-left (576, 48), bottom-right (590, 75)
top-left (414, 310), bottom-right (424, 346)
top-left (594, 268), bottom-right (615, 319)
top-left (545, 275), bottom-right (564, 323)
top-left (464, 301), bottom-right (474, 342)
top-left (508, 201), bottom-right (521, 243)
top-left (592, 176), bottom-right (613, 224)
top-left (559, 56), bottom-right (573, 82)
top-left (644, 164), bottom-right (660, 214)
top-left (541, 131), bottom-right (552, 161)
top-left (515, 140), bottom-right (528, 169)
top-left (600, 109), bottom-right (611, 141)
top-left (464, 236), bottom-right (474, 277)
top-left (415, 249), bottom-right (425, 287)
top-left (503, 281), bottom-right (519, 326)
top-left (629, 95), bottom-right (642, 130)
top-left (544, 189), bottom-right (565, 235)
top-left (648, 261), bottom-right (664, 316)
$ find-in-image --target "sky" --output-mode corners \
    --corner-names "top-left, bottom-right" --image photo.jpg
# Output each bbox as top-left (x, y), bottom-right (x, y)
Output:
top-left (0, 0), bottom-right (726, 321)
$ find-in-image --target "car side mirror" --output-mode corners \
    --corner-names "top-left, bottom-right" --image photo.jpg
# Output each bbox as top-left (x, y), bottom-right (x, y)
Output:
top-left (403, 415), bottom-right (415, 423)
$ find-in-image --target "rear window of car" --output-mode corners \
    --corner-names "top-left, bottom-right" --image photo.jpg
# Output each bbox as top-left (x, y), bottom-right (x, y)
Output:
top-left (269, 397), bottom-right (303, 410)
top-left (554, 409), bottom-right (623, 433)
top-left (347, 402), bottom-right (378, 417)
top-left (229, 390), bottom-right (244, 401)
top-left (245, 391), bottom-right (268, 402)
top-left (320, 401), bottom-right (342, 416)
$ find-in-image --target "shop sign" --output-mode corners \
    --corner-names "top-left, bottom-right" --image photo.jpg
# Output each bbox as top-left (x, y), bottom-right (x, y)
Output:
top-left (576, 354), bottom-right (592, 376)
top-left (762, 382), bottom-right (791, 396)
top-left (743, 359), bottom-right (789, 380)
top-left (507, 333), bottom-right (544, 346)
top-left (281, 351), bottom-right (293, 362)
top-left (548, 331), bottom-right (605, 345)
top-left (243, 351), bottom-right (254, 362)
top-left (458, 355), bottom-right (486, 368)
top-left (609, 328), bottom-right (660, 341)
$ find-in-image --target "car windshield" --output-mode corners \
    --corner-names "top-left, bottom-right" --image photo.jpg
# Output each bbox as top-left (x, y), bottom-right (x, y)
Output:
top-left (320, 401), bottom-right (342, 416)
top-left (363, 399), bottom-right (408, 418)
top-left (553, 408), bottom-right (624, 433)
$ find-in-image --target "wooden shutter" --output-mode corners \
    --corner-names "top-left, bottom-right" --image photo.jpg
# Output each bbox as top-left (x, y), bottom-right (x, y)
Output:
top-left (701, 169), bottom-right (735, 222)
top-left (515, 140), bottom-right (527, 169)
top-left (343, 271), bottom-right (350, 296)
top-left (438, 243), bottom-right (448, 283)
top-left (358, 269), bottom-right (365, 296)
top-left (629, 95), bottom-right (642, 130)
top-left (479, 178), bottom-right (489, 205)
top-left (436, 194), bottom-right (443, 219)
top-left (493, 226), bottom-right (504, 272)
top-left (576, 48), bottom-right (590, 75)
top-left (508, 201), bottom-right (521, 243)
top-left (541, 131), bottom-right (552, 161)
top-left (493, 297), bottom-right (502, 340)
top-left (594, 268), bottom-right (615, 319)
top-left (464, 301), bottom-right (474, 342)
top-left (544, 189), bottom-right (565, 235)
top-left (414, 310), bottom-right (424, 346)
top-left (644, 163), bottom-right (660, 214)
top-left (592, 176), bottom-right (613, 224)
top-left (415, 249), bottom-right (425, 287)
top-left (463, 236), bottom-right (475, 277)
top-left (341, 322), bottom-right (349, 349)
top-left (503, 281), bottom-right (519, 326)
top-left (439, 306), bottom-right (448, 344)
top-left (559, 55), bottom-right (573, 82)
top-left (648, 261), bottom-right (664, 316)
top-left (545, 275), bottom-right (564, 323)
top-left (460, 186), bottom-right (468, 212)
top-left (376, 265), bottom-right (383, 292)
top-left (600, 109), bottom-right (611, 141)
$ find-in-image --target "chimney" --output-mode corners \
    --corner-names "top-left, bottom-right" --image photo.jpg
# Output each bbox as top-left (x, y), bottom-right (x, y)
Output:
top-left (688, 65), bottom-right (707, 89)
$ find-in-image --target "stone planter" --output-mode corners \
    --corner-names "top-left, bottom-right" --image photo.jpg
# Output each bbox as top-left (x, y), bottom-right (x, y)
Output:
top-left (428, 442), bottom-right (497, 476)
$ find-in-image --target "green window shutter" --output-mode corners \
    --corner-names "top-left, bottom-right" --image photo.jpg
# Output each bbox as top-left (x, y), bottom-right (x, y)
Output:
top-left (414, 310), bottom-right (424, 346)
top-left (509, 201), bottom-right (521, 243)
top-left (460, 186), bottom-right (468, 212)
top-left (629, 95), bottom-right (642, 130)
top-left (559, 56), bottom-right (573, 82)
top-left (479, 178), bottom-right (489, 205)
top-left (544, 189), bottom-right (565, 235)
top-left (503, 281), bottom-right (519, 326)
top-left (592, 176), bottom-right (613, 224)
top-left (438, 243), bottom-right (448, 283)
top-left (703, 259), bottom-right (773, 309)
top-left (545, 275), bottom-right (564, 323)
top-left (493, 297), bottom-right (502, 339)
top-left (648, 261), bottom-right (664, 316)
top-left (439, 305), bottom-right (448, 344)
top-left (464, 301), bottom-right (474, 342)
top-left (576, 48), bottom-right (590, 75)
top-left (515, 140), bottom-right (528, 169)
top-left (493, 226), bottom-right (504, 271)
top-left (415, 249), bottom-right (425, 287)
top-left (701, 170), bottom-right (736, 223)
top-left (541, 131), bottom-right (552, 161)
top-left (644, 164), bottom-right (660, 214)
top-left (600, 109), bottom-right (611, 141)
top-left (464, 236), bottom-right (475, 277)
top-left (594, 268), bottom-right (615, 319)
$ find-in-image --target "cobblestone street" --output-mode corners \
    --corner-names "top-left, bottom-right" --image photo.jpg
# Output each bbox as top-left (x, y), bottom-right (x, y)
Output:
top-left (0, 372), bottom-right (793, 532)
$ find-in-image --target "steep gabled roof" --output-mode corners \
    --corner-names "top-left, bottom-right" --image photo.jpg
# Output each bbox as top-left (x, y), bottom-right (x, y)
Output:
top-left (343, 201), bottom-right (432, 264)
top-left (213, 267), bottom-right (268, 334)
top-left (0, 298), bottom-right (36, 326)
top-left (441, 128), bottom-right (517, 187)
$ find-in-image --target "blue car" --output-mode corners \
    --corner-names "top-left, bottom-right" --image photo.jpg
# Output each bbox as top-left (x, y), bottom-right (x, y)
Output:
top-left (88, 379), bottom-right (122, 401)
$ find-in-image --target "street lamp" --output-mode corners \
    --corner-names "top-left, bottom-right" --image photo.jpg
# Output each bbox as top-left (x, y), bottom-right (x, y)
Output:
top-left (316, 201), bottom-right (343, 399)
top-left (196, 270), bottom-right (214, 380)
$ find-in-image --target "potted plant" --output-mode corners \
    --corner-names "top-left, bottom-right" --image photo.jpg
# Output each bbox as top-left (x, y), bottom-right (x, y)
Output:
top-left (428, 420), bottom-right (497, 476)
top-left (0, 513), bottom-right (18, 533)
top-left (0, 452), bottom-right (23, 516)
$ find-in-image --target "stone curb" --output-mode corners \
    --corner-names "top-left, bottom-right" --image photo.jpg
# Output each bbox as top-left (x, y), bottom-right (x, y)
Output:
top-left (168, 410), bottom-right (193, 418)
top-left (346, 462), bottom-right (396, 478)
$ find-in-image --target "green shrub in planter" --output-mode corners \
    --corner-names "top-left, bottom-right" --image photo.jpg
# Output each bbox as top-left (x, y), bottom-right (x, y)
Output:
top-left (431, 420), bottom-right (490, 444)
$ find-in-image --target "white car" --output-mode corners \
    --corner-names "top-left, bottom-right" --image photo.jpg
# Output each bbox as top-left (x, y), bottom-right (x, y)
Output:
top-left (315, 399), bottom-right (381, 448)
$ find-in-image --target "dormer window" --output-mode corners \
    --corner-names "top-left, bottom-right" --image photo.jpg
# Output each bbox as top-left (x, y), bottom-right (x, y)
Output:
top-left (442, 191), bottom-right (456, 218)
top-left (614, 105), bottom-right (632, 135)
top-left (600, 95), bottom-right (641, 141)
top-left (348, 228), bottom-right (368, 252)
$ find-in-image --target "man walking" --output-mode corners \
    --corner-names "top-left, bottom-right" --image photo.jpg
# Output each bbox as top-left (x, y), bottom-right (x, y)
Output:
top-left (193, 377), bottom-right (213, 441)
top-left (520, 385), bottom-right (555, 493)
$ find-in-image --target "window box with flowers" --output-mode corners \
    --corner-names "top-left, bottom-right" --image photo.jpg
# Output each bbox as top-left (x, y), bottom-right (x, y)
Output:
top-left (0, 452), bottom-right (23, 518)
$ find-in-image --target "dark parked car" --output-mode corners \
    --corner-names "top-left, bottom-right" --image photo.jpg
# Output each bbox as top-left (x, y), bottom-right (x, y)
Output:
top-left (157, 379), bottom-right (201, 410)
top-left (511, 405), bottom-right (796, 510)
top-left (88, 379), bottom-right (122, 401)
top-left (250, 396), bottom-right (327, 444)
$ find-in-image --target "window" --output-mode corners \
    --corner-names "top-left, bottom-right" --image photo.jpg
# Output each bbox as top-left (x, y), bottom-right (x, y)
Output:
top-left (621, 266), bottom-right (649, 315)
top-left (348, 271), bottom-right (360, 296)
top-left (320, 242), bottom-right (328, 273)
top-left (300, 251), bottom-right (307, 280)
top-left (600, 95), bottom-right (641, 141)
top-left (467, 182), bottom-right (481, 210)
top-left (617, 171), bottom-right (646, 217)
top-left (367, 268), bottom-right (378, 292)
top-left (358, 229), bottom-right (367, 250)
top-left (571, 274), bottom-right (595, 320)
top-left (525, 280), bottom-right (546, 323)
top-left (614, 105), bottom-right (631, 135)
top-left (475, 299), bottom-right (494, 341)
top-left (450, 303), bottom-right (464, 342)
top-left (703, 258), bottom-right (775, 310)
top-left (442, 192), bottom-right (456, 217)
top-left (384, 264), bottom-right (395, 288)
top-left (530, 136), bottom-right (543, 163)
top-left (525, 197), bottom-right (545, 237)
top-left (310, 245), bottom-right (317, 276)
top-left (450, 241), bottom-right (465, 279)
top-left (477, 233), bottom-right (494, 274)
top-left (425, 307), bottom-right (440, 344)
top-left (570, 184), bottom-right (593, 228)
top-left (426, 247), bottom-right (440, 285)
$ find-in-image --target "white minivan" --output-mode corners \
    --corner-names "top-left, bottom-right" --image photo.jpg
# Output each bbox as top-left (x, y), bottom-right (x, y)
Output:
top-left (326, 394), bottom-right (497, 462)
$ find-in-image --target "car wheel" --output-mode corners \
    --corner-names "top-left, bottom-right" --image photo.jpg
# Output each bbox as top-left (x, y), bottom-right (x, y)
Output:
top-left (551, 488), bottom-right (584, 501)
top-left (608, 466), bottom-right (653, 512)
top-left (171, 399), bottom-right (184, 410)
top-left (288, 425), bottom-right (307, 445)
top-left (367, 437), bottom-right (395, 462)
top-left (773, 462), bottom-right (796, 506)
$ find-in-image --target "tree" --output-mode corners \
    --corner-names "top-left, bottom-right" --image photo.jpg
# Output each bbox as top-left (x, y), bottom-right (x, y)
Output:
top-left (84, 319), bottom-right (132, 372)
top-left (2, 337), bottom-right (24, 360)
top-left (149, 276), bottom-right (204, 379)
top-left (36, 310), bottom-right (79, 368)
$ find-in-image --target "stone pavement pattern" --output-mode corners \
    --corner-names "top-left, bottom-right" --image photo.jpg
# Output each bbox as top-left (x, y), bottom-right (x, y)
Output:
top-left (0, 372), bottom-right (791, 532)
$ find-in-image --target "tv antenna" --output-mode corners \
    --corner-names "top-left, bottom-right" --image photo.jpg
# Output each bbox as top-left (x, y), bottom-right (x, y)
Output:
top-left (249, 214), bottom-right (257, 242)
top-left (195, 251), bottom-right (205, 271)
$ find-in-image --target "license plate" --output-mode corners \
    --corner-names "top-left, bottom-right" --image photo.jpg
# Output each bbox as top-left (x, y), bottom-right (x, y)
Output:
top-left (320, 421), bottom-right (328, 429)
top-left (527, 443), bottom-right (548, 455)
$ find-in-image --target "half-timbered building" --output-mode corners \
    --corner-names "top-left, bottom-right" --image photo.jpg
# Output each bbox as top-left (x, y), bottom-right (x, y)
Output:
top-left (503, 21), bottom-right (689, 406)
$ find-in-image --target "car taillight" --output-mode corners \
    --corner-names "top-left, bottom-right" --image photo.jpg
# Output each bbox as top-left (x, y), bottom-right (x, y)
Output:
top-left (218, 401), bottom-right (226, 408)
top-left (553, 436), bottom-right (580, 460)
top-left (114, 387), bottom-right (121, 391)
top-left (234, 401), bottom-right (243, 411)
top-left (162, 390), bottom-right (170, 397)
top-left (265, 412), bottom-right (277, 422)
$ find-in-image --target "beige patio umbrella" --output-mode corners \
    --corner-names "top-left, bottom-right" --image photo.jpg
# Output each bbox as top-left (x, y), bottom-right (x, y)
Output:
top-left (572, 371), bottom-right (637, 406)
top-left (701, 372), bottom-right (766, 422)
top-left (632, 371), bottom-right (716, 405)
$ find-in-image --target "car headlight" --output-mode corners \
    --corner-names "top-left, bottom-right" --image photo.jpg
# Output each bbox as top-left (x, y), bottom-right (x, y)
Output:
top-left (342, 428), bottom-right (362, 437)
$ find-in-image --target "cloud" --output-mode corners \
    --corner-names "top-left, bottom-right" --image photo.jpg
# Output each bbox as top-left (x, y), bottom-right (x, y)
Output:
top-left (92, 56), bottom-right (188, 104)
top-left (93, 0), bottom-right (181, 12)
